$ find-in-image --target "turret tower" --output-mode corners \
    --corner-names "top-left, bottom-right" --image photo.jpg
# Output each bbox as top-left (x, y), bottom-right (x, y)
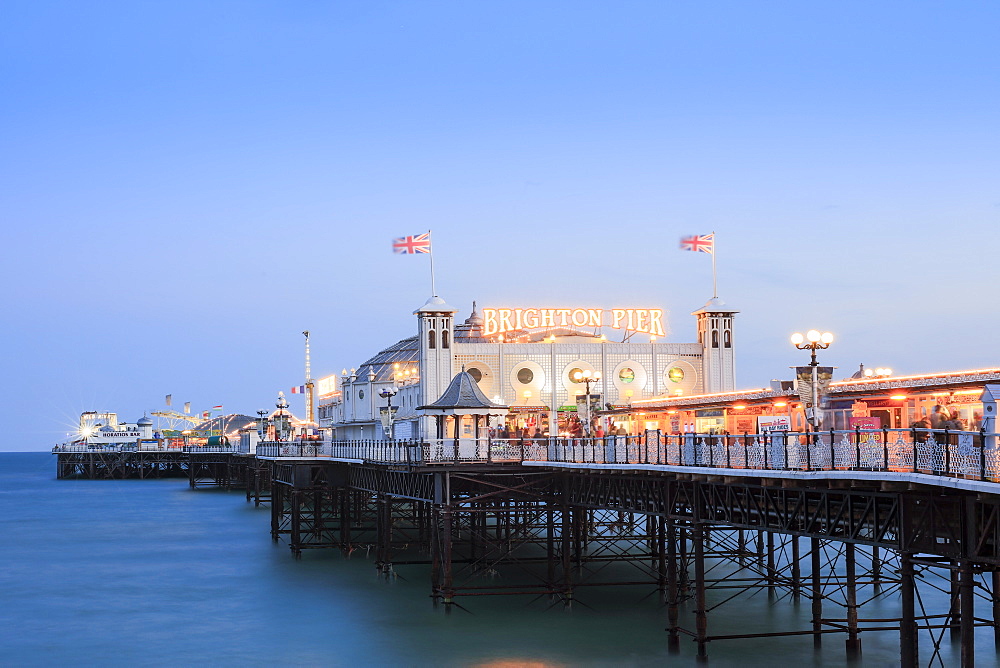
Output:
top-left (692, 297), bottom-right (738, 393)
top-left (415, 296), bottom-right (458, 426)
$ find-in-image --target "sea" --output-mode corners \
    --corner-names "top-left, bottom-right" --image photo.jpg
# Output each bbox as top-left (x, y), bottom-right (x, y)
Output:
top-left (0, 452), bottom-right (991, 667)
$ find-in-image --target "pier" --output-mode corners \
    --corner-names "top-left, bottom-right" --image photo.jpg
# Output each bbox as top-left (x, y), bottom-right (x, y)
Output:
top-left (55, 427), bottom-right (1000, 665)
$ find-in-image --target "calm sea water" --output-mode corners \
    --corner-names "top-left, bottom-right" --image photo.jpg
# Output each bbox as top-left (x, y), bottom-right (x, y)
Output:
top-left (0, 453), bottom-right (989, 667)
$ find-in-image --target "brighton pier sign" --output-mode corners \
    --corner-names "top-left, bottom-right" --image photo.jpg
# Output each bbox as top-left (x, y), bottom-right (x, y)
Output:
top-left (482, 307), bottom-right (666, 337)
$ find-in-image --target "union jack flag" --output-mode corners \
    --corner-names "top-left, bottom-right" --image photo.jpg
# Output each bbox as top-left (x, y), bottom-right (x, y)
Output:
top-left (679, 233), bottom-right (714, 254)
top-left (392, 232), bottom-right (432, 254)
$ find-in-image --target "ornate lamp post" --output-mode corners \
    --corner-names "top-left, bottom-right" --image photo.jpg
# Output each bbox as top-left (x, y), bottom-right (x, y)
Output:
top-left (379, 387), bottom-right (397, 440)
top-left (275, 392), bottom-right (289, 442)
top-left (791, 329), bottom-right (833, 429)
top-left (256, 409), bottom-right (269, 443)
top-left (571, 369), bottom-right (602, 436)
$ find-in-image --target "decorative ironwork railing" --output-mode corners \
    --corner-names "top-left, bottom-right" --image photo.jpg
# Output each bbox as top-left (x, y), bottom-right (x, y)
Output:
top-left (255, 442), bottom-right (331, 458)
top-left (316, 428), bottom-right (1000, 483)
top-left (53, 428), bottom-right (1000, 484)
top-left (51, 443), bottom-right (241, 453)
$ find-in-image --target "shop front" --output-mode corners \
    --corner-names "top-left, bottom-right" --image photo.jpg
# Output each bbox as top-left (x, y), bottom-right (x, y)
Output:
top-left (618, 369), bottom-right (1000, 436)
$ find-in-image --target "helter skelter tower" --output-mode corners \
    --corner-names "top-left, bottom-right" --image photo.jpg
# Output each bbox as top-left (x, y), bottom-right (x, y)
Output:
top-left (303, 330), bottom-right (315, 424)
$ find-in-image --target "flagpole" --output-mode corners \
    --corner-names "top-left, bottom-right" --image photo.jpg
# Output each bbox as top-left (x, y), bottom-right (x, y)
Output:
top-left (428, 229), bottom-right (437, 296)
top-left (711, 231), bottom-right (718, 298)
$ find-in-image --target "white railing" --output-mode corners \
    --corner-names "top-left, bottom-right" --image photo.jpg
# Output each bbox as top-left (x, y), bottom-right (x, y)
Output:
top-left (255, 441), bottom-right (331, 458)
top-left (317, 428), bottom-right (1000, 482)
top-left (52, 444), bottom-right (241, 454)
top-left (53, 428), bottom-right (1000, 484)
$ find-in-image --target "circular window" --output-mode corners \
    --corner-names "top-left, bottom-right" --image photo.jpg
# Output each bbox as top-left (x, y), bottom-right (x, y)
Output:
top-left (359, 389), bottom-right (365, 399)
top-left (568, 367), bottom-right (583, 384)
top-left (467, 368), bottom-right (483, 382)
top-left (517, 368), bottom-right (534, 384)
top-left (667, 367), bottom-right (685, 383)
top-left (618, 367), bottom-right (635, 384)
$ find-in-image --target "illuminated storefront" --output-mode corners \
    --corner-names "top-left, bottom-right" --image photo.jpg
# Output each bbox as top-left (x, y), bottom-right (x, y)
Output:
top-left (615, 368), bottom-right (1000, 434)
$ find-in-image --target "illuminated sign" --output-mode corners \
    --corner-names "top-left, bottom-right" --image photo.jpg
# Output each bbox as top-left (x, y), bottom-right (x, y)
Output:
top-left (482, 308), bottom-right (665, 337)
top-left (316, 374), bottom-right (338, 397)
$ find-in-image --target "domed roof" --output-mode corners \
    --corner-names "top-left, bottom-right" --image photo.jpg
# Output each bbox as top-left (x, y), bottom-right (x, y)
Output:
top-left (353, 335), bottom-right (420, 383)
top-left (692, 296), bottom-right (739, 314)
top-left (454, 301), bottom-right (490, 343)
top-left (137, 415), bottom-right (153, 426)
top-left (414, 295), bottom-right (457, 314)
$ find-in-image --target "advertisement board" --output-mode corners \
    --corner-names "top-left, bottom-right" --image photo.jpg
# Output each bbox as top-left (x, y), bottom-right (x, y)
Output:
top-left (758, 416), bottom-right (791, 432)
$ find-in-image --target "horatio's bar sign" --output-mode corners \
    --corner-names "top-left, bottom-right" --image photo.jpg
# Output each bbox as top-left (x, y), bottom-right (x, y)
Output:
top-left (482, 308), bottom-right (666, 337)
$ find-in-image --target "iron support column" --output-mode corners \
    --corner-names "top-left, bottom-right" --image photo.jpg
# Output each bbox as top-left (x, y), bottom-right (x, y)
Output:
top-left (666, 519), bottom-right (680, 654)
top-left (900, 554), bottom-right (917, 668)
top-left (993, 570), bottom-right (1000, 649)
top-left (561, 505), bottom-right (573, 606)
top-left (694, 523), bottom-right (708, 663)
top-left (792, 535), bottom-right (801, 603)
top-left (845, 543), bottom-right (861, 659)
top-left (960, 560), bottom-right (975, 667)
top-left (766, 531), bottom-right (776, 600)
top-left (290, 489), bottom-right (302, 558)
top-left (811, 537), bottom-right (823, 649)
top-left (951, 562), bottom-right (962, 642)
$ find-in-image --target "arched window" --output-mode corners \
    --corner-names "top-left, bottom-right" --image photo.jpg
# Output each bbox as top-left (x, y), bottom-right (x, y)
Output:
top-left (442, 330), bottom-right (450, 348)
top-left (711, 330), bottom-right (719, 348)
top-left (724, 330), bottom-right (732, 348)
top-left (428, 329), bottom-right (436, 349)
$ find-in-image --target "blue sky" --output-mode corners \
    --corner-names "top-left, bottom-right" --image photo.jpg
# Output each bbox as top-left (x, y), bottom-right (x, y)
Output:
top-left (3, 1), bottom-right (998, 449)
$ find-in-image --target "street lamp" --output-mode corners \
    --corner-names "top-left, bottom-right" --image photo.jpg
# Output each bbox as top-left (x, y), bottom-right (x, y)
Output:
top-left (864, 367), bottom-right (892, 378)
top-left (571, 369), bottom-right (602, 436)
top-left (256, 409), bottom-right (269, 443)
top-left (379, 387), bottom-right (397, 440)
top-left (791, 329), bottom-right (833, 429)
top-left (275, 392), bottom-right (289, 442)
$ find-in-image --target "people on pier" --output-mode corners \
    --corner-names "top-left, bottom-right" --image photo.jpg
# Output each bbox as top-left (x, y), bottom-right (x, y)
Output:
top-left (910, 416), bottom-right (930, 443)
top-left (929, 405), bottom-right (949, 430)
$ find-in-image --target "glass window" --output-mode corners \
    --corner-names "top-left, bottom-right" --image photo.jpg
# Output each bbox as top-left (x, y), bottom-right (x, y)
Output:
top-left (517, 368), bottom-right (534, 384)
top-left (468, 368), bottom-right (483, 382)
top-left (667, 367), bottom-right (685, 383)
top-left (618, 367), bottom-right (635, 384)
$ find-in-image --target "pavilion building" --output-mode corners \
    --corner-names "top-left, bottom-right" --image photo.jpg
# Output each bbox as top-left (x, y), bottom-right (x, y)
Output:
top-left (321, 295), bottom-right (737, 440)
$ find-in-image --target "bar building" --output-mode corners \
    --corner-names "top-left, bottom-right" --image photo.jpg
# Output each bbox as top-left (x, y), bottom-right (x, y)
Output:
top-left (321, 295), bottom-right (738, 439)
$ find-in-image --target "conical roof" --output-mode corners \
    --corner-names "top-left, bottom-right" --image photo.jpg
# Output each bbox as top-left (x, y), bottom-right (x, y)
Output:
top-left (418, 370), bottom-right (507, 411)
top-left (692, 296), bottom-right (739, 314)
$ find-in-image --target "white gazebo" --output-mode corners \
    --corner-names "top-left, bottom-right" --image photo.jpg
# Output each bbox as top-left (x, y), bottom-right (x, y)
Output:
top-left (417, 368), bottom-right (509, 459)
